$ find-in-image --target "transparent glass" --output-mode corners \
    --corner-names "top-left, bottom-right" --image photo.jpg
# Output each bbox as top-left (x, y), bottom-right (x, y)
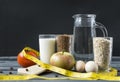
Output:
top-left (93, 37), bottom-right (113, 72)
top-left (72, 14), bottom-right (108, 60)
top-left (39, 34), bottom-right (56, 64)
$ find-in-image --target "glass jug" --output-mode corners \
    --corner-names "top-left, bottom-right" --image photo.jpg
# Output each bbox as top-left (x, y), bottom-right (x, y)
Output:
top-left (72, 14), bottom-right (108, 60)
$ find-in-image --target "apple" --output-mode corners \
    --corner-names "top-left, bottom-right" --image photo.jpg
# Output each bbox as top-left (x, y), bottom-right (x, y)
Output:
top-left (17, 50), bottom-right (39, 67)
top-left (50, 52), bottom-right (75, 70)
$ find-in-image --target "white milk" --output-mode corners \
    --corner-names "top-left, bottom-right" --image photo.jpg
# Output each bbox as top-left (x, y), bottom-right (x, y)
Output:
top-left (39, 38), bottom-right (55, 64)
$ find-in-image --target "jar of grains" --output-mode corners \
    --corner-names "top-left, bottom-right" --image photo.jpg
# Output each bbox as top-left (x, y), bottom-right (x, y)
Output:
top-left (56, 34), bottom-right (71, 52)
top-left (93, 37), bottom-right (113, 72)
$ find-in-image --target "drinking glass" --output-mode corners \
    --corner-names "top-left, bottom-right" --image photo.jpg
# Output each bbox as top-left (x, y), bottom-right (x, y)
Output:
top-left (93, 37), bottom-right (113, 72)
top-left (39, 34), bottom-right (56, 64)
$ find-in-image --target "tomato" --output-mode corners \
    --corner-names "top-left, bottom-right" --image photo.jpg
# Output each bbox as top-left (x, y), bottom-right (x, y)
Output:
top-left (17, 50), bottom-right (39, 67)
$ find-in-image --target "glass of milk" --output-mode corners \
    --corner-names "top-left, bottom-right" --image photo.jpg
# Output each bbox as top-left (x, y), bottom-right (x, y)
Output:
top-left (39, 34), bottom-right (56, 64)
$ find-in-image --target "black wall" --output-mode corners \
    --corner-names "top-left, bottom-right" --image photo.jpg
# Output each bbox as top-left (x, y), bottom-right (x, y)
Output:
top-left (0, 0), bottom-right (120, 56)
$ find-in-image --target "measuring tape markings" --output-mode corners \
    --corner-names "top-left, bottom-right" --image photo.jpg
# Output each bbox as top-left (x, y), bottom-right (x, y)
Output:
top-left (0, 74), bottom-right (70, 80)
top-left (0, 75), bottom-right (31, 80)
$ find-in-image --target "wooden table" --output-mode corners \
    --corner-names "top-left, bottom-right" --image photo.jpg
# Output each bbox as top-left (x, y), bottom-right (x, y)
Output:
top-left (0, 56), bottom-right (120, 81)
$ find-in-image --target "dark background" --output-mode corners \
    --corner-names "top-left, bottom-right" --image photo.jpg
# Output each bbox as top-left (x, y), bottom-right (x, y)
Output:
top-left (0, 0), bottom-right (120, 56)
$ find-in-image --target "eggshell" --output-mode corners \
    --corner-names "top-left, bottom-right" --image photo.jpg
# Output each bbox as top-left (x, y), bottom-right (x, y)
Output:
top-left (75, 60), bottom-right (85, 72)
top-left (85, 61), bottom-right (98, 73)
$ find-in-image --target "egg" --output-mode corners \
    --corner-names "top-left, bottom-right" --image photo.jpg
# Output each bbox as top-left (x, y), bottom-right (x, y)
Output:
top-left (75, 60), bottom-right (85, 72)
top-left (85, 61), bottom-right (98, 73)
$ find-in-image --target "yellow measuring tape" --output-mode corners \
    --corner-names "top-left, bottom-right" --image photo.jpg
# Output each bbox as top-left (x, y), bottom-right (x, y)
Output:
top-left (0, 47), bottom-right (120, 80)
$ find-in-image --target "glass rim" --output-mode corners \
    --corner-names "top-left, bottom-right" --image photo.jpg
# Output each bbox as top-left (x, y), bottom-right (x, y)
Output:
top-left (72, 14), bottom-right (96, 18)
top-left (93, 37), bottom-right (113, 40)
top-left (39, 34), bottom-right (72, 36)
top-left (39, 34), bottom-right (56, 38)
top-left (93, 37), bottom-right (113, 38)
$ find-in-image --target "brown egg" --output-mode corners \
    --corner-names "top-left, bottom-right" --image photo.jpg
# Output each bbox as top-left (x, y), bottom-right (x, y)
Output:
top-left (75, 60), bottom-right (85, 72)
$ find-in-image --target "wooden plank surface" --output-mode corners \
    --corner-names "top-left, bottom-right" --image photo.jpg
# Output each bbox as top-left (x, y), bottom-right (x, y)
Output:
top-left (0, 56), bottom-right (120, 81)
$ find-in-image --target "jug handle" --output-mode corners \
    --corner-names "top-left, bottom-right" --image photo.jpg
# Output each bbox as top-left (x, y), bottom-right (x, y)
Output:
top-left (95, 22), bottom-right (108, 37)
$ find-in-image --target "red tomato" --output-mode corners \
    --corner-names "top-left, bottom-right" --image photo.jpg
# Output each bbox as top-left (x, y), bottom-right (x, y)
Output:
top-left (17, 50), bottom-right (39, 67)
